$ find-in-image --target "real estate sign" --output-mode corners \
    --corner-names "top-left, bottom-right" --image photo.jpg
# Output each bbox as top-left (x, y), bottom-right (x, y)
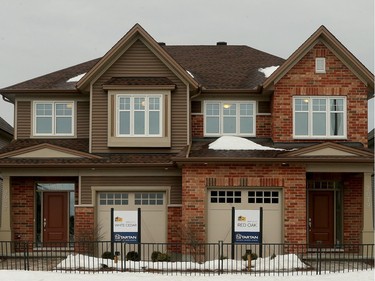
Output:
top-left (112, 210), bottom-right (139, 243)
top-left (233, 209), bottom-right (262, 243)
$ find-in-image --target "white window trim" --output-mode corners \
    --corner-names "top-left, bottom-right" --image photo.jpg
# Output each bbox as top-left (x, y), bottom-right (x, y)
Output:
top-left (315, 57), bottom-right (326, 73)
top-left (116, 94), bottom-right (163, 137)
top-left (204, 101), bottom-right (256, 137)
top-left (293, 96), bottom-right (347, 139)
top-left (33, 101), bottom-right (75, 137)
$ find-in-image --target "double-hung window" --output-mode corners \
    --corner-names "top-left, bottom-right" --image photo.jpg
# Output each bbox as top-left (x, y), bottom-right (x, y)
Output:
top-left (205, 101), bottom-right (255, 136)
top-left (34, 102), bottom-right (74, 136)
top-left (293, 96), bottom-right (346, 138)
top-left (117, 94), bottom-right (162, 137)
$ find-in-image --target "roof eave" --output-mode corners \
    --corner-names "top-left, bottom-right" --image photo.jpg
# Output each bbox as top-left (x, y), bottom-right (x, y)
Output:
top-left (172, 156), bottom-right (374, 164)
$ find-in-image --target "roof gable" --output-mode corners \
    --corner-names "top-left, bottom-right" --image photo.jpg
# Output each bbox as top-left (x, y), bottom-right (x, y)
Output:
top-left (263, 25), bottom-right (374, 91)
top-left (76, 24), bottom-right (198, 91)
top-left (0, 143), bottom-right (100, 159)
top-left (283, 142), bottom-right (373, 158)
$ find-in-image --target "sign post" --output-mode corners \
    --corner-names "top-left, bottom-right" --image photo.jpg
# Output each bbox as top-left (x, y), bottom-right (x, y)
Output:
top-left (232, 207), bottom-right (263, 258)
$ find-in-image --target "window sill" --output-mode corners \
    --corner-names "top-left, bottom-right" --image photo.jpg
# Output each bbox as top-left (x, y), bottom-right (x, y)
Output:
top-left (108, 135), bottom-right (171, 147)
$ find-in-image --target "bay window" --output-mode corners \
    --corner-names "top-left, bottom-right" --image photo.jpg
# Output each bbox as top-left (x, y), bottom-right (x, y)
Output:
top-left (293, 96), bottom-right (346, 138)
top-left (204, 101), bottom-right (255, 136)
top-left (33, 101), bottom-right (74, 136)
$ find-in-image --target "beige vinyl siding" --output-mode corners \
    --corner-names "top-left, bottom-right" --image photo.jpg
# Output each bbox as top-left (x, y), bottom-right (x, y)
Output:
top-left (77, 101), bottom-right (90, 138)
top-left (91, 39), bottom-right (188, 153)
top-left (16, 101), bottom-right (31, 139)
top-left (80, 175), bottom-right (182, 205)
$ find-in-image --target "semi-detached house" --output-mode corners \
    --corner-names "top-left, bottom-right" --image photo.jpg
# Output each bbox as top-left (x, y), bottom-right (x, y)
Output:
top-left (0, 24), bottom-right (373, 248)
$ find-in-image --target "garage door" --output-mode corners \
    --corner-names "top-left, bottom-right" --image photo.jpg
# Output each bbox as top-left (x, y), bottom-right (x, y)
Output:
top-left (97, 192), bottom-right (167, 243)
top-left (207, 189), bottom-right (282, 243)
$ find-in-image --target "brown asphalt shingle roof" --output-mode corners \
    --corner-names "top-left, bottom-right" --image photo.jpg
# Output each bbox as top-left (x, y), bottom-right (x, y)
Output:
top-left (1, 46), bottom-right (284, 92)
top-left (163, 45), bottom-right (285, 89)
top-left (0, 138), bottom-right (175, 167)
top-left (0, 117), bottom-right (13, 135)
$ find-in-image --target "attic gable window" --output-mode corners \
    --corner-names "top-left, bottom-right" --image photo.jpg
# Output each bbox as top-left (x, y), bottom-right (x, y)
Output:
top-left (315, 57), bottom-right (326, 73)
top-left (33, 101), bottom-right (74, 136)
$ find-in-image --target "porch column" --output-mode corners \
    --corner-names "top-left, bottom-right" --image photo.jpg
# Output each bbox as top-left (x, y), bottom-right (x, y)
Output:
top-left (0, 175), bottom-right (11, 241)
top-left (362, 172), bottom-right (374, 244)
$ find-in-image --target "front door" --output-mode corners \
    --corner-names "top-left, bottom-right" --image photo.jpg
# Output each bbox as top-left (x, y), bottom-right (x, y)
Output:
top-left (43, 192), bottom-right (68, 243)
top-left (308, 191), bottom-right (334, 246)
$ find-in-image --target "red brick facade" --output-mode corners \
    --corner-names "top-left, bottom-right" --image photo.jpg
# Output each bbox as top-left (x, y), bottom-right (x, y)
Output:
top-left (167, 206), bottom-right (182, 243)
top-left (272, 43), bottom-right (368, 145)
top-left (74, 206), bottom-right (95, 241)
top-left (181, 163), bottom-right (307, 244)
top-left (343, 173), bottom-right (363, 244)
top-left (11, 177), bottom-right (34, 242)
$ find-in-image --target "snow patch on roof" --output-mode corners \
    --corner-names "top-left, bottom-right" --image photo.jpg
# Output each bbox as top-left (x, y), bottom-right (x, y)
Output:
top-left (67, 73), bottom-right (86, 83)
top-left (209, 136), bottom-right (284, 151)
top-left (258, 66), bottom-right (279, 78)
top-left (186, 70), bottom-right (194, 78)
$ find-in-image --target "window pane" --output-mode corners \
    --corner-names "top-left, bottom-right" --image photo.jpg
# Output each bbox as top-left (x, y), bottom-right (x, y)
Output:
top-left (119, 111), bottom-right (130, 134)
top-left (312, 112), bottom-right (326, 136)
top-left (56, 103), bottom-right (72, 116)
top-left (206, 103), bottom-right (219, 115)
top-left (36, 117), bottom-right (52, 134)
top-left (206, 117), bottom-right (219, 134)
top-left (240, 117), bottom-right (253, 134)
top-left (149, 97), bottom-right (160, 110)
top-left (330, 113), bottom-right (344, 136)
top-left (330, 99), bottom-right (344, 111)
top-left (312, 99), bottom-right (326, 111)
top-left (295, 112), bottom-right (308, 135)
top-left (223, 104), bottom-right (236, 116)
top-left (134, 98), bottom-right (145, 110)
top-left (56, 117), bottom-right (72, 134)
top-left (223, 117), bottom-right (236, 133)
top-left (149, 111), bottom-right (160, 135)
top-left (36, 104), bottom-right (52, 116)
top-left (295, 99), bottom-right (308, 111)
top-left (119, 97), bottom-right (130, 110)
top-left (240, 104), bottom-right (253, 115)
top-left (134, 111), bottom-right (145, 134)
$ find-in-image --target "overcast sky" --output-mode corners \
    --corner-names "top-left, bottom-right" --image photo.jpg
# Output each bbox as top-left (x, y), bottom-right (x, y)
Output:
top-left (0, 0), bottom-right (374, 130)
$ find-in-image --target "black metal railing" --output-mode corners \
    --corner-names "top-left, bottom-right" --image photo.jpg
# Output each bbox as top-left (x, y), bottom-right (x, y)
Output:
top-left (0, 241), bottom-right (373, 275)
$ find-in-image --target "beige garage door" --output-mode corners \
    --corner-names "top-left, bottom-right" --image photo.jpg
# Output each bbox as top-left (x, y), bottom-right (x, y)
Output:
top-left (207, 189), bottom-right (283, 243)
top-left (97, 192), bottom-right (167, 243)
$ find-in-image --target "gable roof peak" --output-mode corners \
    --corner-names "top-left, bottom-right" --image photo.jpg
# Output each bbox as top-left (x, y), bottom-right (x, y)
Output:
top-left (76, 23), bottom-right (199, 91)
top-left (263, 25), bottom-right (374, 92)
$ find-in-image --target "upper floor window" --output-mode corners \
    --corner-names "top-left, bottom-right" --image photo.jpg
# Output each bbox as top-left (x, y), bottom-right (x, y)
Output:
top-left (117, 94), bottom-right (162, 137)
top-left (33, 101), bottom-right (74, 136)
top-left (293, 97), bottom-right (346, 139)
top-left (204, 101), bottom-right (256, 136)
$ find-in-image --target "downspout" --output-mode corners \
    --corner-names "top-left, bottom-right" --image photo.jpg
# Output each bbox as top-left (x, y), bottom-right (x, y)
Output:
top-left (187, 85), bottom-right (202, 157)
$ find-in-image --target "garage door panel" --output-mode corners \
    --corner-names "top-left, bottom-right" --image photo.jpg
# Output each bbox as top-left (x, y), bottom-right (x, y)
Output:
top-left (97, 192), bottom-right (167, 243)
top-left (207, 189), bottom-right (282, 243)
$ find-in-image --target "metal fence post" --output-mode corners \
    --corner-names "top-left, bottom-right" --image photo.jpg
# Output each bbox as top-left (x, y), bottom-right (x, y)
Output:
top-left (218, 240), bottom-right (223, 275)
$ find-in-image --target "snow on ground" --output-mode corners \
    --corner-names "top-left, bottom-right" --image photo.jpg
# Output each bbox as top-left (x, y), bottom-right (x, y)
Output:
top-left (209, 136), bottom-right (284, 150)
top-left (0, 269), bottom-right (373, 281)
top-left (258, 66), bottom-right (279, 78)
top-left (54, 253), bottom-right (306, 271)
top-left (67, 73), bottom-right (86, 82)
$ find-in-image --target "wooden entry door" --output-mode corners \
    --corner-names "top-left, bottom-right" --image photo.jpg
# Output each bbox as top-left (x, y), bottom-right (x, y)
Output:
top-left (308, 191), bottom-right (334, 246)
top-left (43, 192), bottom-right (68, 243)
